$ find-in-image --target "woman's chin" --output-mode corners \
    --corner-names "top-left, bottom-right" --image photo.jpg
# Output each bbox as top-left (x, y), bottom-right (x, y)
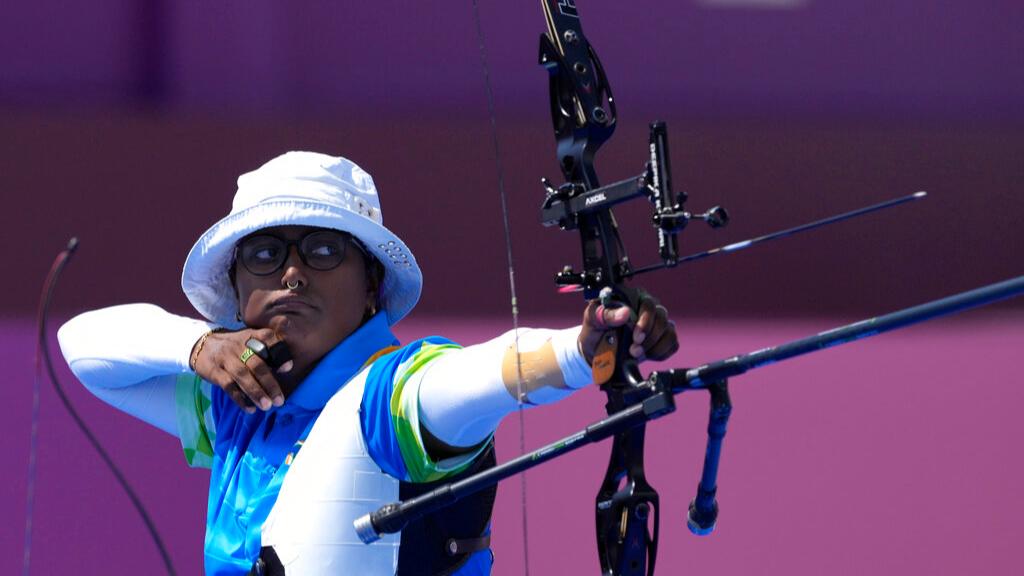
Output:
top-left (266, 312), bottom-right (315, 335)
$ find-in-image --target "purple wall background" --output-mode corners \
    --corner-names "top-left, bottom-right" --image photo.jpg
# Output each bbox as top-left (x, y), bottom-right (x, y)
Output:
top-left (3, 1), bottom-right (1022, 574)
top-left (2, 0), bottom-right (1022, 320)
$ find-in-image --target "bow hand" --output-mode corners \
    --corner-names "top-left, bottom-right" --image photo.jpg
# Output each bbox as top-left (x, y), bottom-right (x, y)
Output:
top-left (579, 294), bottom-right (678, 366)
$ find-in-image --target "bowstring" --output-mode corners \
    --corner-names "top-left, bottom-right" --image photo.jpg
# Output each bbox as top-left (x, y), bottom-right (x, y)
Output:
top-left (471, 1), bottom-right (531, 573)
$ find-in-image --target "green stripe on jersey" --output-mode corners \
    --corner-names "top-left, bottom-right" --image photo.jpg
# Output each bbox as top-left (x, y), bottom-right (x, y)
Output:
top-left (390, 342), bottom-right (491, 483)
top-left (175, 373), bottom-right (216, 469)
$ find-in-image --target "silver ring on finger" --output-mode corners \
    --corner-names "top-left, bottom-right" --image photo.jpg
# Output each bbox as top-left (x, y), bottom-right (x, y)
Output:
top-left (244, 337), bottom-right (269, 361)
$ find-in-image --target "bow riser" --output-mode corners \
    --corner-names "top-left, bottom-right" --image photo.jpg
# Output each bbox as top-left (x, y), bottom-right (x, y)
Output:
top-left (539, 4), bottom-right (666, 574)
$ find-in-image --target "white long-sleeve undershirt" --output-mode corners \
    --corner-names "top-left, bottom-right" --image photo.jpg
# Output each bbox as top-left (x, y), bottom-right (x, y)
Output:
top-left (57, 303), bottom-right (592, 447)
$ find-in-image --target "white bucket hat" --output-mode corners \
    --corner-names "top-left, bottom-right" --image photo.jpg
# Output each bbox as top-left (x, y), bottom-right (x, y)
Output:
top-left (181, 151), bottom-right (421, 328)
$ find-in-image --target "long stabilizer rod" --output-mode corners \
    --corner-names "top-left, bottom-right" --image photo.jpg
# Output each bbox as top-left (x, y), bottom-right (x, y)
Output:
top-left (675, 273), bottom-right (1023, 389)
top-left (355, 273), bottom-right (1024, 543)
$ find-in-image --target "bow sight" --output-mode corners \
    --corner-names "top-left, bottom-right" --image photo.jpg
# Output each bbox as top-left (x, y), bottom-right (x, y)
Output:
top-left (542, 122), bottom-right (730, 293)
top-left (538, 2), bottom-right (729, 300)
top-left (354, 3), bottom-right (1024, 576)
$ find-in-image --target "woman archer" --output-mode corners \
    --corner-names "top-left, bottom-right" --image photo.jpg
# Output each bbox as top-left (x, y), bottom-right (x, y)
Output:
top-left (58, 151), bottom-right (678, 575)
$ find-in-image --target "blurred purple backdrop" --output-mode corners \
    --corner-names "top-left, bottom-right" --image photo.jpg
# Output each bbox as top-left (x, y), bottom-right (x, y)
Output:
top-left (2, 1), bottom-right (1022, 575)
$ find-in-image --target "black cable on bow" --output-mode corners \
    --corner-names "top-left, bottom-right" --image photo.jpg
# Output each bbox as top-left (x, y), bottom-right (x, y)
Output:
top-left (23, 238), bottom-right (177, 576)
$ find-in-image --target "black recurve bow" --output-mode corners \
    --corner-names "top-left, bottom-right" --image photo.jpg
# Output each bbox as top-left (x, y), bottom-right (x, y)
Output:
top-left (353, 4), bottom-right (1024, 576)
top-left (29, 4), bottom-right (1023, 576)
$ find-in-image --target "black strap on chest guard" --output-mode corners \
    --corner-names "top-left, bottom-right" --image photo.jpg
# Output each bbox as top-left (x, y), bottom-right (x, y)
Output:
top-left (250, 440), bottom-right (497, 576)
top-left (397, 440), bottom-right (498, 575)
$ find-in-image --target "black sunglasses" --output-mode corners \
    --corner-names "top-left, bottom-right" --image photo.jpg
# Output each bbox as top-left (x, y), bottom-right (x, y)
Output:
top-left (236, 230), bottom-right (363, 276)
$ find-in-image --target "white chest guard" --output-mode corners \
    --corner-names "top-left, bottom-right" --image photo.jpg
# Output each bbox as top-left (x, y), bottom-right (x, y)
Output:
top-left (260, 367), bottom-right (401, 575)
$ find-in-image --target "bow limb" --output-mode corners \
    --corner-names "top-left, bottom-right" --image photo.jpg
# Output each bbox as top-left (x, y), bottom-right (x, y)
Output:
top-left (25, 240), bottom-right (177, 575)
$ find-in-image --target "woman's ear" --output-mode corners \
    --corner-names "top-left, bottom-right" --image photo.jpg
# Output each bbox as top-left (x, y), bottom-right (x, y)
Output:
top-left (364, 259), bottom-right (385, 317)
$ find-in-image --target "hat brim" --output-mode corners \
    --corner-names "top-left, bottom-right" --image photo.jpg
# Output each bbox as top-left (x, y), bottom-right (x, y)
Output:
top-left (181, 199), bottom-right (421, 328)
